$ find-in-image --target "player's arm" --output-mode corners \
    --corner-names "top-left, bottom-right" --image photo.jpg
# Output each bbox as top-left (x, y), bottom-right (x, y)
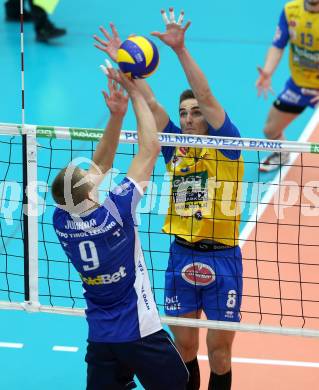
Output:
top-left (107, 69), bottom-right (160, 191)
top-left (151, 8), bottom-right (225, 129)
top-left (88, 69), bottom-right (129, 183)
top-left (94, 23), bottom-right (169, 132)
top-left (126, 77), bottom-right (161, 190)
top-left (256, 10), bottom-right (289, 98)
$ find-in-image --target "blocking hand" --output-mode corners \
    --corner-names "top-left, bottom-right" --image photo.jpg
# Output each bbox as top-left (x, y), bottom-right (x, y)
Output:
top-left (151, 8), bottom-right (191, 52)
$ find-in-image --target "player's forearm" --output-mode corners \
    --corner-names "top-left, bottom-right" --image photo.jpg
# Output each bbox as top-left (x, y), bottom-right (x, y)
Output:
top-left (135, 79), bottom-right (169, 132)
top-left (92, 114), bottom-right (123, 173)
top-left (262, 46), bottom-right (284, 76)
top-left (174, 47), bottom-right (225, 128)
top-left (134, 79), bottom-right (157, 106)
top-left (130, 92), bottom-right (160, 156)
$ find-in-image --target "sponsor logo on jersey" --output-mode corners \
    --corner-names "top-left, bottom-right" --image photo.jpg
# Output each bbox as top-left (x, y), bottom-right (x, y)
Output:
top-left (80, 266), bottom-right (127, 286)
top-left (181, 262), bottom-right (215, 286)
top-left (171, 155), bottom-right (182, 168)
top-left (165, 295), bottom-right (181, 311)
top-left (281, 88), bottom-right (301, 104)
top-left (225, 310), bottom-right (234, 319)
top-left (178, 147), bottom-right (189, 156)
top-left (141, 285), bottom-right (150, 310)
top-left (172, 172), bottom-right (209, 209)
top-left (289, 27), bottom-right (297, 41)
top-left (65, 218), bottom-right (97, 230)
top-left (292, 44), bottom-right (319, 64)
top-left (112, 181), bottom-right (132, 196)
top-left (273, 26), bottom-right (282, 42)
top-left (194, 210), bottom-right (203, 221)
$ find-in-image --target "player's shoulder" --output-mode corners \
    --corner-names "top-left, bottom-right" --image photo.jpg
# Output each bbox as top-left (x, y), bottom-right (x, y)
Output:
top-left (162, 119), bottom-right (182, 135)
top-left (110, 178), bottom-right (136, 197)
top-left (53, 206), bottom-right (67, 226)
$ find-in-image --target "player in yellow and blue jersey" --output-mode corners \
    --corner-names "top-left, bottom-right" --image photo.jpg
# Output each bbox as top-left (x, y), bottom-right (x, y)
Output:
top-left (95, 9), bottom-right (244, 390)
top-left (52, 69), bottom-right (188, 390)
top-left (257, 0), bottom-right (319, 171)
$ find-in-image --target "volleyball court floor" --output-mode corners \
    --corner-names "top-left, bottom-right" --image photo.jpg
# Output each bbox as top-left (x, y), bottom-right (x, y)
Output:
top-left (0, 0), bottom-right (318, 389)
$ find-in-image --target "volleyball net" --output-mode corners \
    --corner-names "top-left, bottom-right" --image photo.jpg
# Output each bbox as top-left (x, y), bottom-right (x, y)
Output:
top-left (1, 112), bottom-right (319, 338)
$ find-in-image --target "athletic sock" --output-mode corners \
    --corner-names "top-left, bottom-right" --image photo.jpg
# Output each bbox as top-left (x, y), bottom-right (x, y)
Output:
top-left (208, 370), bottom-right (232, 390)
top-left (185, 357), bottom-right (200, 390)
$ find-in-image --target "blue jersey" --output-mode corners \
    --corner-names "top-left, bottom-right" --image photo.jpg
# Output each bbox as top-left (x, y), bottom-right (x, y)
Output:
top-left (53, 177), bottom-right (162, 343)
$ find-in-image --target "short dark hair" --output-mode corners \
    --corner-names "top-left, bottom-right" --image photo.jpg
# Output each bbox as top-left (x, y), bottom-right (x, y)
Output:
top-left (51, 166), bottom-right (92, 207)
top-left (179, 89), bottom-right (195, 105)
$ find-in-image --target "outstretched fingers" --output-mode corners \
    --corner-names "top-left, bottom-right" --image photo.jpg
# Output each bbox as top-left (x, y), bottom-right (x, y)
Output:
top-left (169, 7), bottom-right (175, 23)
top-left (102, 90), bottom-right (109, 102)
top-left (161, 8), bottom-right (189, 27)
top-left (100, 59), bottom-right (113, 76)
top-left (177, 11), bottom-right (184, 25)
top-left (161, 9), bottom-right (170, 25)
top-left (109, 22), bottom-right (119, 38)
top-left (183, 20), bottom-right (191, 32)
top-left (99, 25), bottom-right (111, 41)
top-left (150, 31), bottom-right (164, 38)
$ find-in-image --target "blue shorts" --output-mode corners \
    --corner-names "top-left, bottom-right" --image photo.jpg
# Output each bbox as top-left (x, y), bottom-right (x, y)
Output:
top-left (274, 77), bottom-right (317, 113)
top-left (164, 241), bottom-right (243, 322)
top-left (86, 330), bottom-right (188, 390)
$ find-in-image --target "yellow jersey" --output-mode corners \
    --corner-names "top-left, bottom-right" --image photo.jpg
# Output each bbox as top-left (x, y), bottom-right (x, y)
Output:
top-left (162, 146), bottom-right (244, 246)
top-left (285, 0), bottom-right (319, 88)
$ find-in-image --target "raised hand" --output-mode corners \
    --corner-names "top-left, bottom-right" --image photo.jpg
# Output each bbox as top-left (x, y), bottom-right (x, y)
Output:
top-left (101, 60), bottom-right (129, 116)
top-left (256, 66), bottom-right (275, 99)
top-left (100, 60), bottom-right (139, 97)
top-left (151, 8), bottom-right (191, 52)
top-left (94, 23), bottom-right (122, 62)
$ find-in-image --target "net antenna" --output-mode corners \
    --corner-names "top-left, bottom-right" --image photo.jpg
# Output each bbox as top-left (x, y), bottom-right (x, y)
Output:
top-left (20, 0), bottom-right (40, 311)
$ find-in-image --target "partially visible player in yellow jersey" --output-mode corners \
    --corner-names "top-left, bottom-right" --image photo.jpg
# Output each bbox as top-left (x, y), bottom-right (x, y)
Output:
top-left (94, 9), bottom-right (243, 390)
top-left (257, 0), bottom-right (319, 172)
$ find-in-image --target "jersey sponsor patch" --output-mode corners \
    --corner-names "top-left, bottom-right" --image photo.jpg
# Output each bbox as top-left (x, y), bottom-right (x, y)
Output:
top-left (112, 181), bottom-right (132, 196)
top-left (179, 147), bottom-right (189, 156)
top-left (281, 88), bottom-right (301, 104)
top-left (80, 266), bottom-right (127, 286)
top-left (274, 26), bottom-right (282, 42)
top-left (181, 262), bottom-right (216, 286)
top-left (172, 171), bottom-right (209, 214)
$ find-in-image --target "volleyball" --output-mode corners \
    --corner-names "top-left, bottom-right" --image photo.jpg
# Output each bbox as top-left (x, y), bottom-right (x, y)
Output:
top-left (117, 36), bottom-right (159, 79)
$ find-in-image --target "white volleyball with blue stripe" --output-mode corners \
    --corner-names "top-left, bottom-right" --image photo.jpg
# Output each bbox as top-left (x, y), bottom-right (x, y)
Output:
top-left (117, 36), bottom-right (159, 79)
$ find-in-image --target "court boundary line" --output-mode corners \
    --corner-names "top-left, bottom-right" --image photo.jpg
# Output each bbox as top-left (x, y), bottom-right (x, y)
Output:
top-left (198, 355), bottom-right (319, 368)
top-left (3, 341), bottom-right (318, 367)
top-left (0, 342), bottom-right (23, 349)
top-left (52, 346), bottom-right (79, 352)
top-left (239, 108), bottom-right (319, 247)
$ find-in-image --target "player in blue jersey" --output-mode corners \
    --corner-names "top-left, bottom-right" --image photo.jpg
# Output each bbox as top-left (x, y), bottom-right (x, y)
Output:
top-left (51, 68), bottom-right (188, 390)
top-left (94, 9), bottom-right (243, 390)
top-left (256, 0), bottom-right (319, 171)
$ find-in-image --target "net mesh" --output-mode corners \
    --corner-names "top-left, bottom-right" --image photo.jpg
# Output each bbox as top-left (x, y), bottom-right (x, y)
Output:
top-left (0, 135), bottom-right (24, 303)
top-left (1, 122), bottom-right (319, 335)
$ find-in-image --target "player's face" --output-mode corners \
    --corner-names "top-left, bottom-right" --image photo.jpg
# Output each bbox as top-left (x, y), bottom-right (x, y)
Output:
top-left (306, 0), bottom-right (319, 7)
top-left (179, 98), bottom-right (208, 136)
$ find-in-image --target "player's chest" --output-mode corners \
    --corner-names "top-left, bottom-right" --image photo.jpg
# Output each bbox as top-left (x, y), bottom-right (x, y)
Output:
top-left (288, 12), bottom-right (319, 48)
